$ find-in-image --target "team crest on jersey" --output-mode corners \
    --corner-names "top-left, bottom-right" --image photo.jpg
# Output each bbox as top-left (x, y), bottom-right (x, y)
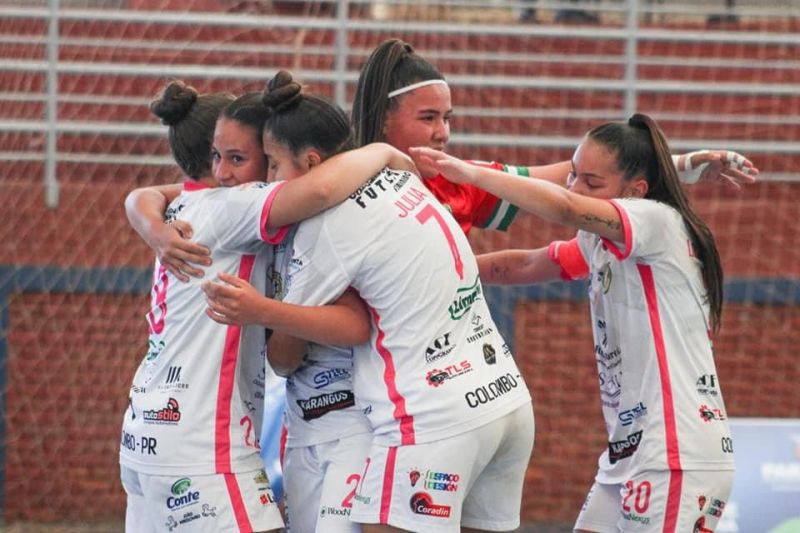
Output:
top-left (269, 266), bottom-right (284, 299)
top-left (598, 262), bottom-right (612, 293)
top-left (482, 344), bottom-right (497, 365)
top-left (253, 469), bottom-right (270, 487)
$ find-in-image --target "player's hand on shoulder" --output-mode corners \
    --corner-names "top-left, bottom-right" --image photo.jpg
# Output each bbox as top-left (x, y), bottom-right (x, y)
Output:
top-left (382, 143), bottom-right (420, 177)
top-left (155, 220), bottom-right (211, 282)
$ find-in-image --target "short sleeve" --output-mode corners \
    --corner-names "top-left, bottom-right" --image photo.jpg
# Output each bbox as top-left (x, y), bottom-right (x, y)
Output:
top-left (471, 162), bottom-right (528, 232)
top-left (548, 238), bottom-right (590, 280)
top-left (600, 198), bottom-right (677, 262)
top-left (199, 181), bottom-right (286, 253)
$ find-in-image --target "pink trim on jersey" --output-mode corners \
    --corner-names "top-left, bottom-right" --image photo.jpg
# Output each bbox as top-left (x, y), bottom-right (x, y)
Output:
top-left (380, 447), bottom-right (398, 524)
top-left (183, 180), bottom-right (211, 191)
top-left (367, 305), bottom-right (416, 445)
top-left (663, 469), bottom-right (683, 533)
top-left (637, 264), bottom-right (682, 470)
top-left (548, 239), bottom-right (590, 281)
top-left (601, 200), bottom-right (633, 260)
top-left (279, 424), bottom-right (288, 469)
top-left (259, 181), bottom-right (290, 244)
top-left (215, 254), bottom-right (257, 473)
top-left (224, 473), bottom-right (254, 532)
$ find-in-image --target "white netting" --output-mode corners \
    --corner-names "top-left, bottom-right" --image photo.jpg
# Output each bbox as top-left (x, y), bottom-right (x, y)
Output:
top-left (1, 0), bottom-right (798, 528)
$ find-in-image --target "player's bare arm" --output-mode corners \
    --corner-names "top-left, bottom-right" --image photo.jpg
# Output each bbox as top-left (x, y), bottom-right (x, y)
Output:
top-left (203, 273), bottom-right (371, 346)
top-left (267, 142), bottom-right (418, 229)
top-left (266, 331), bottom-right (307, 377)
top-left (519, 150), bottom-right (757, 189)
top-left (478, 248), bottom-right (562, 285)
top-left (412, 146), bottom-right (627, 242)
top-left (579, 213), bottom-right (622, 231)
top-left (124, 183), bottom-right (211, 282)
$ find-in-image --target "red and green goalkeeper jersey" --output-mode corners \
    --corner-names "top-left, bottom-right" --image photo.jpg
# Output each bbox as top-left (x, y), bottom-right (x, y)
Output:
top-left (423, 162), bottom-right (529, 234)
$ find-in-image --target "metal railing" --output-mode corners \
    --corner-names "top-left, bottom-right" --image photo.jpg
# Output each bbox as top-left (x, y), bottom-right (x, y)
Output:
top-left (1, 0), bottom-right (799, 206)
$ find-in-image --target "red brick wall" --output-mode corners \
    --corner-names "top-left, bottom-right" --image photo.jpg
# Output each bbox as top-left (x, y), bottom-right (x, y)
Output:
top-left (2, 177), bottom-right (799, 525)
top-left (513, 300), bottom-right (800, 523)
top-left (4, 293), bottom-right (145, 522)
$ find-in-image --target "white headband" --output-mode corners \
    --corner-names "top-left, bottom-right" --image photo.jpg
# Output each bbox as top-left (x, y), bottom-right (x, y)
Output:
top-left (388, 79), bottom-right (448, 98)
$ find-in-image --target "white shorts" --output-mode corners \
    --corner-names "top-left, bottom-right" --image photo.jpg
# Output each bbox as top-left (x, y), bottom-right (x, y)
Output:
top-left (121, 465), bottom-right (284, 532)
top-left (350, 402), bottom-right (534, 532)
top-left (283, 432), bottom-right (372, 533)
top-left (574, 469), bottom-right (734, 533)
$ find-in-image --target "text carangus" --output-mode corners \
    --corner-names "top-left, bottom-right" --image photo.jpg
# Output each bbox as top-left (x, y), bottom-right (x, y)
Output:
top-left (297, 390), bottom-right (355, 421)
top-left (465, 373), bottom-right (520, 408)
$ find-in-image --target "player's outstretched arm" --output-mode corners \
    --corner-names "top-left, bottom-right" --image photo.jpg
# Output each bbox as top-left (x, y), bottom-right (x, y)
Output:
top-left (124, 183), bottom-right (211, 281)
top-left (267, 142), bottom-right (418, 229)
top-left (203, 273), bottom-right (371, 346)
top-left (510, 150), bottom-right (757, 191)
top-left (478, 248), bottom-right (562, 285)
top-left (411, 146), bottom-right (626, 241)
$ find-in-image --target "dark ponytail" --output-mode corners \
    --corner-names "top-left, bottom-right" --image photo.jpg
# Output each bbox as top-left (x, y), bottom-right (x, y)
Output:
top-left (590, 113), bottom-right (723, 332)
top-left (150, 80), bottom-right (233, 180)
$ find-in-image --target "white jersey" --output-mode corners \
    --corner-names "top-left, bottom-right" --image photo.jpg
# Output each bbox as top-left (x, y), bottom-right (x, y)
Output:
top-left (268, 230), bottom-right (372, 449)
top-left (120, 180), bottom-right (288, 476)
top-left (281, 168), bottom-right (532, 447)
top-left (550, 198), bottom-right (734, 483)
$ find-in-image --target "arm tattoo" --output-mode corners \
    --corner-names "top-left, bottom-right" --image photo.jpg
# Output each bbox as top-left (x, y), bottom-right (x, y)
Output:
top-left (491, 261), bottom-right (510, 282)
top-left (580, 213), bottom-right (621, 230)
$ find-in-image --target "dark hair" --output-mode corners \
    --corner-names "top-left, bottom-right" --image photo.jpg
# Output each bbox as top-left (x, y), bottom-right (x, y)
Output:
top-left (261, 70), bottom-right (353, 159)
top-left (589, 113), bottom-right (724, 332)
top-left (149, 80), bottom-right (234, 180)
top-left (351, 39), bottom-right (445, 147)
top-left (221, 91), bottom-right (271, 147)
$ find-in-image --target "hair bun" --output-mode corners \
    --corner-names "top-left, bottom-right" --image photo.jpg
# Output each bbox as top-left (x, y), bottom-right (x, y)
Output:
top-left (150, 81), bottom-right (198, 126)
top-left (261, 70), bottom-right (303, 113)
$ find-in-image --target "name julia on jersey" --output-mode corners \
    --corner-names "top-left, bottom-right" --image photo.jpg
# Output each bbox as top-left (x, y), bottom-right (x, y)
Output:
top-left (349, 169), bottom-right (422, 214)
